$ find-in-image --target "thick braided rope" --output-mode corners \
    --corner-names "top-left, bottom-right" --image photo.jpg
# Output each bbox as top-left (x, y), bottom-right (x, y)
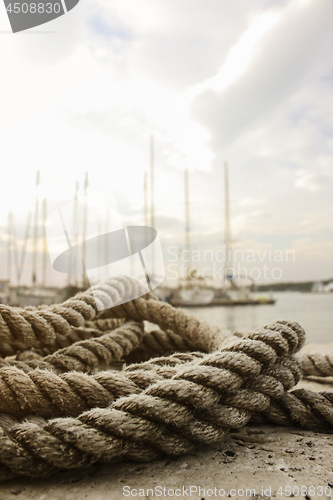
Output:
top-left (14, 326), bottom-right (111, 359)
top-left (124, 328), bottom-right (195, 363)
top-left (0, 321), bottom-right (302, 418)
top-left (15, 324), bottom-right (192, 368)
top-left (0, 321), bottom-right (305, 479)
top-left (0, 352), bottom-right (298, 419)
top-left (0, 323), bottom-right (120, 358)
top-left (0, 354), bottom-right (202, 422)
top-left (126, 350), bottom-right (333, 432)
top-left (85, 318), bottom-right (125, 332)
top-left (0, 277), bottom-right (150, 351)
top-left (128, 350), bottom-right (333, 432)
top-left (0, 353), bottom-right (332, 478)
top-left (0, 276), bottom-right (332, 481)
top-left (0, 321), bottom-right (144, 376)
top-left (0, 274), bottom-right (229, 358)
top-left (0, 322), bottom-right (109, 358)
top-left (7, 317), bottom-right (218, 375)
top-left (18, 319), bottom-right (126, 358)
top-left (125, 352), bottom-right (301, 391)
top-left (97, 327), bottom-right (333, 433)
top-left (6, 326), bottom-right (333, 433)
top-left (250, 390), bottom-right (333, 431)
top-left (295, 350), bottom-right (333, 378)
top-left (100, 297), bottom-right (232, 352)
top-left (3, 349), bottom-right (332, 438)
top-left (0, 353), bottom-right (302, 479)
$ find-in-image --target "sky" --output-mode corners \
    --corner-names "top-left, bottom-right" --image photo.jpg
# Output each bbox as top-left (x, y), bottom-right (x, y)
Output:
top-left (0, 0), bottom-right (332, 287)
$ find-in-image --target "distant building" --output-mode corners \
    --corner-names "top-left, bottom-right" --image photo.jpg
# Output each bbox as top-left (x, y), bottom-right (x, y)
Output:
top-left (0, 280), bottom-right (13, 305)
top-left (324, 281), bottom-right (333, 293)
top-left (311, 281), bottom-right (333, 293)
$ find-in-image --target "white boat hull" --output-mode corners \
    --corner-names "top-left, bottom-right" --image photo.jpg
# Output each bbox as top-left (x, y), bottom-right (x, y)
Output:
top-left (179, 287), bottom-right (215, 306)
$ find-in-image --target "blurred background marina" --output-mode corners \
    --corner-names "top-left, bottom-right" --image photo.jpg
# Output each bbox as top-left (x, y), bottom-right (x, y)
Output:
top-left (0, 158), bottom-right (332, 344)
top-left (0, 0), bottom-right (332, 344)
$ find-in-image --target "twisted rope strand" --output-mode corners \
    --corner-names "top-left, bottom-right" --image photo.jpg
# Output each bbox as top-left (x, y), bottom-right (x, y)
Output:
top-left (124, 328), bottom-right (195, 363)
top-left (0, 275), bottom-right (332, 483)
top-left (295, 350), bottom-right (333, 378)
top-left (128, 342), bottom-right (333, 432)
top-left (20, 319), bottom-right (125, 357)
top-left (1, 321), bottom-right (144, 375)
top-left (0, 322), bottom-right (301, 418)
top-left (15, 324), bottom-right (183, 369)
top-left (102, 298), bottom-right (243, 352)
top-left (0, 321), bottom-right (305, 478)
top-left (250, 389), bottom-right (333, 432)
top-left (0, 277), bottom-right (150, 351)
top-left (127, 346), bottom-right (333, 432)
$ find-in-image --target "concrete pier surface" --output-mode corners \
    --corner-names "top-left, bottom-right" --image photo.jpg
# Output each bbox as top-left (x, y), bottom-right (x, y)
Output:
top-left (1, 378), bottom-right (332, 500)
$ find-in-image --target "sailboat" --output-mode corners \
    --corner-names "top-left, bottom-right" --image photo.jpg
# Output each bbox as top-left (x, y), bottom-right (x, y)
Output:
top-left (142, 134), bottom-right (166, 296)
top-left (16, 171), bottom-right (64, 307)
top-left (0, 279), bottom-right (13, 305)
top-left (211, 162), bottom-right (275, 306)
top-left (2, 208), bottom-right (18, 305)
top-left (171, 161), bottom-right (215, 307)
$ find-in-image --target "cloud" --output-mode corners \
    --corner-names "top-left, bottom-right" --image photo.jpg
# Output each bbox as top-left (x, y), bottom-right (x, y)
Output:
top-left (0, 0), bottom-right (332, 285)
top-left (191, 0), bottom-right (333, 149)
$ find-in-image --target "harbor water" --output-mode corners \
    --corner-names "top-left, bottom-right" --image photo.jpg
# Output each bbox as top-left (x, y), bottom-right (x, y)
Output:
top-left (184, 292), bottom-right (333, 344)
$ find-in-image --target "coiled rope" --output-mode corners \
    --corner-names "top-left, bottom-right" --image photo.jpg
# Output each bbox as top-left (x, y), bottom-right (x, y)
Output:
top-left (0, 275), bottom-right (332, 482)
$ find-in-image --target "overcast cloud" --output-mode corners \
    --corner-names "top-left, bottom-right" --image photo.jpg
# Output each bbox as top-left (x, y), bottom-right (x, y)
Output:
top-left (0, 0), bottom-right (332, 286)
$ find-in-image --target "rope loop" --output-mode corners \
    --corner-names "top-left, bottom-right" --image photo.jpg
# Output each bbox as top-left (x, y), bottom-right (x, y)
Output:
top-left (0, 275), bottom-right (331, 482)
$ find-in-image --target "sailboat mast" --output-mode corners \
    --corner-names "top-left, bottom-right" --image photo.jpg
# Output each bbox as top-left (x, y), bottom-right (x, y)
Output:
top-left (150, 135), bottom-right (155, 278)
top-left (67, 182), bottom-right (79, 287)
top-left (104, 205), bottom-right (109, 281)
top-left (32, 170), bottom-right (40, 285)
top-left (144, 171), bottom-right (149, 226)
top-left (184, 159), bottom-right (191, 278)
top-left (42, 198), bottom-right (47, 287)
top-left (224, 162), bottom-right (232, 286)
top-left (18, 211), bottom-right (32, 286)
top-left (11, 214), bottom-right (19, 285)
top-left (150, 135), bottom-right (155, 228)
top-left (82, 172), bottom-right (89, 288)
top-left (7, 210), bottom-right (13, 284)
